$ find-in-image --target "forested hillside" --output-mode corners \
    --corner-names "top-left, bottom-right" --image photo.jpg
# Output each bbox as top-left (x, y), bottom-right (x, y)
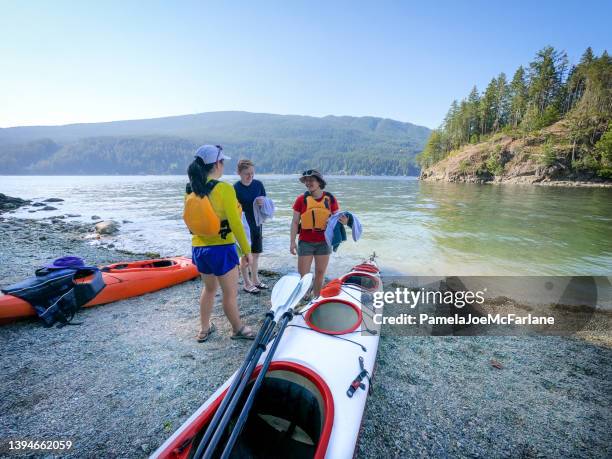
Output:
top-left (418, 47), bottom-right (611, 182)
top-left (0, 112), bottom-right (430, 176)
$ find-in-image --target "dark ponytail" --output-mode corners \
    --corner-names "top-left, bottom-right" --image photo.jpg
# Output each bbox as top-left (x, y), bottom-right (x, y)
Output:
top-left (187, 157), bottom-right (215, 197)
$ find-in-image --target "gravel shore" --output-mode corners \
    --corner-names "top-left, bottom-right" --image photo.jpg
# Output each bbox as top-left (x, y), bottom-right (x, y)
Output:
top-left (0, 214), bottom-right (280, 458)
top-left (359, 334), bottom-right (611, 458)
top-left (1, 212), bottom-right (611, 458)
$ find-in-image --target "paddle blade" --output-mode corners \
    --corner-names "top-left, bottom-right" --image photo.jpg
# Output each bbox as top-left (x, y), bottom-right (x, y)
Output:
top-left (270, 273), bottom-right (300, 313)
top-left (287, 273), bottom-right (313, 311)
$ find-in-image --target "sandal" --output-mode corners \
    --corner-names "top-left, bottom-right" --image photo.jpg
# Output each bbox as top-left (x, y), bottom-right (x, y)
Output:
top-left (196, 322), bottom-right (216, 342)
top-left (243, 285), bottom-right (260, 295)
top-left (231, 325), bottom-right (256, 340)
top-left (254, 282), bottom-right (269, 290)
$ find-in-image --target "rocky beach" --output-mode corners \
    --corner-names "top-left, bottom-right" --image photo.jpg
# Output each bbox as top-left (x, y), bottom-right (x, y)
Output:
top-left (0, 194), bottom-right (610, 458)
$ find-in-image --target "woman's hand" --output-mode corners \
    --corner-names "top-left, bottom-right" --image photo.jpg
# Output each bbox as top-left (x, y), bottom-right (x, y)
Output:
top-left (339, 214), bottom-right (349, 225)
top-left (242, 253), bottom-right (253, 266)
top-left (255, 197), bottom-right (265, 206)
top-left (290, 241), bottom-right (297, 255)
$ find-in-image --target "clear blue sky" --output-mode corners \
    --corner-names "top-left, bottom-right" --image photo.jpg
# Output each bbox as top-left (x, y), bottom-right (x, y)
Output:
top-left (1, 0), bottom-right (610, 129)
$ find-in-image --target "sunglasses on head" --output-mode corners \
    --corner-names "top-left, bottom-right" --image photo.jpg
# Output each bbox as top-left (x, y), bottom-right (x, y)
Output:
top-left (215, 145), bottom-right (223, 163)
top-left (302, 169), bottom-right (316, 176)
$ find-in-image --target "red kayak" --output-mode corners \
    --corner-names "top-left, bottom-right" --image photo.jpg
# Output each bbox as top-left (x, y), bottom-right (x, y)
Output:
top-left (0, 256), bottom-right (198, 324)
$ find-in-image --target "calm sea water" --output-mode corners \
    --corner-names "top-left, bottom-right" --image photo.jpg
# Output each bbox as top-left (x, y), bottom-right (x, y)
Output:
top-left (1, 175), bottom-right (611, 277)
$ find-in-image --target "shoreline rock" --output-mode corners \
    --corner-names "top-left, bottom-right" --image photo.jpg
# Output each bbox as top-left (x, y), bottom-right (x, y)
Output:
top-left (420, 174), bottom-right (612, 188)
top-left (95, 220), bottom-right (120, 235)
top-left (0, 193), bottom-right (31, 213)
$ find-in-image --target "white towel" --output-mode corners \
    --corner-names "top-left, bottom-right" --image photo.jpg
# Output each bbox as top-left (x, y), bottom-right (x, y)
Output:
top-left (253, 196), bottom-right (275, 227)
top-left (324, 211), bottom-right (363, 247)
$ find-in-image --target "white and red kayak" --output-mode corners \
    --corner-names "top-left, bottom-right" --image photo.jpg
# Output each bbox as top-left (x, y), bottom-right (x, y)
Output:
top-left (152, 260), bottom-right (382, 459)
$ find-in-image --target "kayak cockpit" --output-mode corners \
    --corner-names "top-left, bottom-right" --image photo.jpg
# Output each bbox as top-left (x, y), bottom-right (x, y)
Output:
top-left (101, 259), bottom-right (176, 272)
top-left (222, 369), bottom-right (327, 458)
top-left (340, 272), bottom-right (380, 292)
top-left (160, 362), bottom-right (333, 459)
top-left (305, 299), bottom-right (362, 334)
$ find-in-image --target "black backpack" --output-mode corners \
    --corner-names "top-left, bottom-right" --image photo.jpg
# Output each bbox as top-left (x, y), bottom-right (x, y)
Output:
top-left (2, 267), bottom-right (105, 327)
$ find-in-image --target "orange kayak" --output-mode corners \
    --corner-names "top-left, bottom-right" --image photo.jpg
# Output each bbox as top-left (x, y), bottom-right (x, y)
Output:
top-left (0, 256), bottom-right (199, 324)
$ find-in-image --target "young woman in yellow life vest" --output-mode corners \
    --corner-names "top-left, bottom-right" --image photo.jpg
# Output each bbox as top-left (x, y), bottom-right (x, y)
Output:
top-left (290, 169), bottom-right (348, 297)
top-left (184, 145), bottom-right (255, 342)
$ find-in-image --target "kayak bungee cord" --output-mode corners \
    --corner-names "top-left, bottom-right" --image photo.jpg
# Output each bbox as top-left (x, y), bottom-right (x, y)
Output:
top-left (195, 273), bottom-right (313, 459)
top-left (341, 284), bottom-right (377, 310)
top-left (285, 324), bottom-right (368, 352)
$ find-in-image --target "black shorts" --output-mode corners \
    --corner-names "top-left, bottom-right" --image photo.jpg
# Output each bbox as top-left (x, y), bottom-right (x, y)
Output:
top-left (250, 225), bottom-right (263, 254)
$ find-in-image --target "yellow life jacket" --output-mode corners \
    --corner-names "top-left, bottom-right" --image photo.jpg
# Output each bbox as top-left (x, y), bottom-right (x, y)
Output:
top-left (184, 180), bottom-right (244, 239)
top-left (183, 180), bottom-right (224, 236)
top-left (300, 191), bottom-right (335, 231)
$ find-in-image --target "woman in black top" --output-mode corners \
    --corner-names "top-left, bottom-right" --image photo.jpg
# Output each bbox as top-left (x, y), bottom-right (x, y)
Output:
top-left (234, 159), bottom-right (267, 294)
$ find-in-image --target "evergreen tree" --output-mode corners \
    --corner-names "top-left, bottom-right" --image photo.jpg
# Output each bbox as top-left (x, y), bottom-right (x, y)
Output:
top-left (523, 46), bottom-right (568, 127)
top-left (466, 86), bottom-right (481, 142)
top-left (492, 72), bottom-right (510, 132)
top-left (416, 129), bottom-right (444, 167)
top-left (458, 99), bottom-right (470, 146)
top-left (479, 77), bottom-right (498, 135)
top-left (569, 50), bottom-right (612, 153)
top-left (443, 100), bottom-right (461, 151)
top-left (564, 48), bottom-right (595, 114)
top-left (509, 66), bottom-right (528, 127)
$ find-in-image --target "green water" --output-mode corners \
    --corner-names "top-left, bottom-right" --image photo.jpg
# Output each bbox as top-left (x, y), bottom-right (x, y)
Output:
top-left (263, 177), bottom-right (612, 275)
top-left (2, 175), bottom-right (611, 276)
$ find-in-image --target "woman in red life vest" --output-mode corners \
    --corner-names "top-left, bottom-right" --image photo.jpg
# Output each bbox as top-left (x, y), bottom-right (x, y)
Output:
top-left (290, 169), bottom-right (347, 297)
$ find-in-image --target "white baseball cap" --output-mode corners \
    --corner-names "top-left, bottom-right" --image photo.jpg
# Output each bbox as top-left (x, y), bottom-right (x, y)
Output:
top-left (195, 144), bottom-right (231, 164)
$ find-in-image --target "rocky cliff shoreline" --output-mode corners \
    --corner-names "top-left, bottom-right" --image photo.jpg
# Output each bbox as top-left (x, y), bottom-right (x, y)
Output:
top-left (419, 122), bottom-right (612, 187)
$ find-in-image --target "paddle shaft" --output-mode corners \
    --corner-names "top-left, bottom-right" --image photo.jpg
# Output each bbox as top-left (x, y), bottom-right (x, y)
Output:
top-left (199, 320), bottom-right (278, 459)
top-left (192, 312), bottom-right (275, 459)
top-left (220, 310), bottom-right (294, 459)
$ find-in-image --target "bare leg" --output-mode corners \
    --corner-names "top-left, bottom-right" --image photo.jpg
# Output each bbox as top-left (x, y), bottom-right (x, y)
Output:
top-left (313, 254), bottom-right (330, 297)
top-left (251, 253), bottom-right (261, 285)
top-left (298, 254), bottom-right (314, 277)
top-left (199, 274), bottom-right (218, 333)
top-left (217, 266), bottom-right (244, 333)
top-left (239, 257), bottom-right (252, 289)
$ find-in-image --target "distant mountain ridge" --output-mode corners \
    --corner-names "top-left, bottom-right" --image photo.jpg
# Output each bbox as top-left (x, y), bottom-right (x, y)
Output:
top-left (0, 111), bottom-right (430, 175)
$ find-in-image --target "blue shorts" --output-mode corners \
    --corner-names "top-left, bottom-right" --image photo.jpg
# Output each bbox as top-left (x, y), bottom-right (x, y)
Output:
top-left (192, 244), bottom-right (239, 276)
